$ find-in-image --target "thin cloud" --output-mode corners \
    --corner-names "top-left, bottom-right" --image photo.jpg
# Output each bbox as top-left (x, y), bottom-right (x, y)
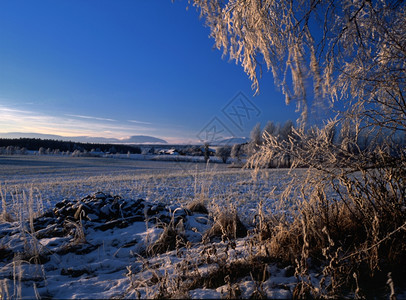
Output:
top-left (0, 105), bottom-right (35, 115)
top-left (128, 119), bottom-right (152, 125)
top-left (0, 104), bottom-right (156, 138)
top-left (65, 114), bottom-right (117, 122)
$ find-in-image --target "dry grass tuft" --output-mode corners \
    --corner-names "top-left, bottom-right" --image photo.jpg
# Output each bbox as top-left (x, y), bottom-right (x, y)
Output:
top-left (248, 121), bottom-right (406, 297)
top-left (147, 225), bottom-right (187, 256)
top-left (204, 208), bottom-right (247, 242)
top-left (0, 186), bottom-right (14, 223)
top-left (0, 211), bottom-right (14, 223)
top-left (190, 257), bottom-right (269, 290)
top-left (147, 209), bottom-right (188, 256)
top-left (186, 200), bottom-right (209, 215)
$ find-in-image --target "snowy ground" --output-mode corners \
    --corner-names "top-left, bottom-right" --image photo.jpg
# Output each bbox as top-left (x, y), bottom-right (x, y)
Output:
top-left (0, 155), bottom-right (306, 299)
top-left (0, 155), bottom-right (299, 223)
top-left (0, 193), bottom-right (300, 299)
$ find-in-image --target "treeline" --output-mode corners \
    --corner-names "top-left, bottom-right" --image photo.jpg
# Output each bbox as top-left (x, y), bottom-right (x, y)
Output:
top-left (0, 138), bottom-right (142, 154)
top-left (216, 120), bottom-right (406, 167)
top-left (211, 121), bottom-right (295, 165)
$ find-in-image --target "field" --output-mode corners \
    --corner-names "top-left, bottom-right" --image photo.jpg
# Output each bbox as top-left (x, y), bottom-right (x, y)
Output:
top-left (1, 154), bottom-right (405, 299)
top-left (0, 155), bottom-right (296, 220)
top-left (0, 155), bottom-right (301, 299)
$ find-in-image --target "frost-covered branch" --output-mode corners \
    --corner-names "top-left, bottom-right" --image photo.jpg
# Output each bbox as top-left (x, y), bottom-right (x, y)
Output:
top-left (192, 0), bottom-right (405, 128)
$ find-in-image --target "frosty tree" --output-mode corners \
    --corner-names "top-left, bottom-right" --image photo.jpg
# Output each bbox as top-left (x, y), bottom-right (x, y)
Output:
top-left (263, 121), bottom-right (276, 137)
top-left (190, 1), bottom-right (406, 292)
top-left (192, 0), bottom-right (405, 129)
top-left (215, 145), bottom-right (231, 163)
top-left (248, 122), bottom-right (261, 155)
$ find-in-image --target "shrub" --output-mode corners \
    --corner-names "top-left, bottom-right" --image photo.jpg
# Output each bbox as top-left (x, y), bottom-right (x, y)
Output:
top-left (215, 146), bottom-right (231, 163)
top-left (248, 120), bottom-right (406, 297)
top-left (204, 208), bottom-right (247, 242)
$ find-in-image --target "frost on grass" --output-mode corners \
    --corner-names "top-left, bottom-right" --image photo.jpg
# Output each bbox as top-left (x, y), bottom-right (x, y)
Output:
top-left (0, 192), bottom-right (212, 298)
top-left (0, 188), bottom-right (304, 299)
top-left (1, 155), bottom-right (404, 298)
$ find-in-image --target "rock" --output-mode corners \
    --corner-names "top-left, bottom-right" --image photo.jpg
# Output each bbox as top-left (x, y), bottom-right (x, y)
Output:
top-left (57, 243), bottom-right (98, 255)
top-left (86, 213), bottom-right (99, 221)
top-left (44, 193), bottom-right (148, 228)
top-left (93, 219), bottom-right (126, 231)
top-left (100, 205), bottom-right (111, 217)
top-left (0, 246), bottom-right (13, 261)
top-left (61, 267), bottom-right (91, 278)
top-left (27, 192), bottom-right (213, 260)
top-left (35, 224), bottom-right (66, 239)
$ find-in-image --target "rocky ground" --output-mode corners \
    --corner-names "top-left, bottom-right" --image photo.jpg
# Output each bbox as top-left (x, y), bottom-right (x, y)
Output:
top-left (0, 192), bottom-right (300, 299)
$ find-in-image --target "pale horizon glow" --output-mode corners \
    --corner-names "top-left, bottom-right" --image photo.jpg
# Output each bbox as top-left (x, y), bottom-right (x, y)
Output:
top-left (0, 104), bottom-right (160, 138)
top-left (0, 103), bottom-right (201, 144)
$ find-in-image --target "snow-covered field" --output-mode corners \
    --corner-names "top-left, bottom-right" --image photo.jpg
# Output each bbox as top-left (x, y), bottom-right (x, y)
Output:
top-left (0, 155), bottom-right (298, 223)
top-left (0, 155), bottom-right (304, 299)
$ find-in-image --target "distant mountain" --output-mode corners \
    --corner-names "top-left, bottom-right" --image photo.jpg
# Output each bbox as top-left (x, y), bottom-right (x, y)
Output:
top-left (0, 132), bottom-right (64, 140)
top-left (0, 132), bottom-right (167, 144)
top-left (213, 137), bottom-right (250, 146)
top-left (121, 135), bottom-right (167, 144)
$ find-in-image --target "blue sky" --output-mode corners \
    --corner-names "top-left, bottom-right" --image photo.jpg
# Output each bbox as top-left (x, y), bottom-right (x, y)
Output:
top-left (0, 0), bottom-right (299, 144)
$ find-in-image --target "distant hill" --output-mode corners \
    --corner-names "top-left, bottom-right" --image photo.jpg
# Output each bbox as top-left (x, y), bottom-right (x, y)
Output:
top-left (0, 132), bottom-right (167, 144)
top-left (120, 135), bottom-right (167, 144)
top-left (214, 137), bottom-right (250, 146)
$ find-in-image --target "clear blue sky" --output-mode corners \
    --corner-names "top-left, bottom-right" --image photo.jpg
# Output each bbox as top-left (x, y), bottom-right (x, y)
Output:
top-left (0, 0), bottom-right (299, 144)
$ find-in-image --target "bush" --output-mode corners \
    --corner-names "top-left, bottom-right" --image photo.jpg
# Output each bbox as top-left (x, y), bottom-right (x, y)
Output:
top-left (215, 146), bottom-right (231, 163)
top-left (204, 208), bottom-right (247, 242)
top-left (248, 120), bottom-right (406, 297)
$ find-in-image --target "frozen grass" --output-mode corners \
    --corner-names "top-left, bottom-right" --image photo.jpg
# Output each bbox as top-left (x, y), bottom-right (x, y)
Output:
top-left (3, 154), bottom-right (402, 298)
top-left (0, 155), bottom-right (296, 223)
top-left (248, 124), bottom-right (406, 298)
top-left (0, 155), bottom-right (300, 299)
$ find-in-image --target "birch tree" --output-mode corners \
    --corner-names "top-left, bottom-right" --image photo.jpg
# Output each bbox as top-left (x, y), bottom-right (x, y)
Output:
top-left (192, 0), bottom-right (405, 130)
top-left (190, 1), bottom-right (406, 292)
top-left (248, 122), bottom-right (262, 156)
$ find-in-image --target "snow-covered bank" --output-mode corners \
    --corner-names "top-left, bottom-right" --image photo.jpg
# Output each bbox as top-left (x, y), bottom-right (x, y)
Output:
top-left (0, 192), bottom-right (298, 299)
